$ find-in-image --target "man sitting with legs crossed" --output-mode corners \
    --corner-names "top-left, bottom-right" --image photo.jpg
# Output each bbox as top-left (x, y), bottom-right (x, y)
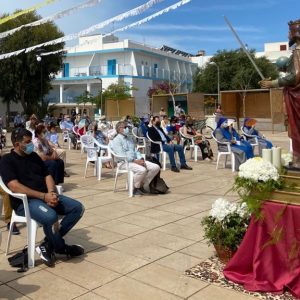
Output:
top-left (110, 121), bottom-right (160, 196)
top-left (0, 128), bottom-right (85, 267)
top-left (148, 116), bottom-right (192, 172)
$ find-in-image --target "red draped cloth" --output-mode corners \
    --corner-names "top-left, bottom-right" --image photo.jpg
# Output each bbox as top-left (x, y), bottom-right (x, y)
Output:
top-left (224, 201), bottom-right (300, 298)
top-left (284, 86), bottom-right (300, 159)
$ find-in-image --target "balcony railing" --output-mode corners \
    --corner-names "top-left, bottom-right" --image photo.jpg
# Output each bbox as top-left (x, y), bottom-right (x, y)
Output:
top-left (56, 64), bottom-right (192, 81)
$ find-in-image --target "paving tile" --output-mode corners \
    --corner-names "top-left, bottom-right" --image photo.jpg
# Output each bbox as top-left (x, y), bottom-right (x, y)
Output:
top-left (0, 284), bottom-right (31, 299)
top-left (85, 247), bottom-right (150, 274)
top-left (94, 276), bottom-right (182, 300)
top-left (109, 237), bottom-right (174, 261)
top-left (188, 285), bottom-right (254, 300)
top-left (155, 222), bottom-right (204, 241)
top-left (180, 242), bottom-right (215, 260)
top-left (156, 252), bottom-right (201, 272)
top-left (74, 292), bottom-right (108, 300)
top-left (95, 219), bottom-right (147, 237)
top-left (128, 263), bottom-right (208, 298)
top-left (78, 210), bottom-right (110, 227)
top-left (70, 226), bottom-right (127, 246)
top-left (7, 270), bottom-right (87, 300)
top-left (47, 258), bottom-right (121, 289)
top-left (133, 230), bottom-right (195, 251)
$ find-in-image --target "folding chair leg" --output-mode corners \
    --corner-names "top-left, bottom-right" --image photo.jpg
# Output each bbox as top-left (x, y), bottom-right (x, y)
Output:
top-left (216, 154), bottom-right (221, 170)
top-left (128, 171), bottom-right (134, 197)
top-left (162, 152), bottom-right (166, 171)
top-left (27, 220), bottom-right (38, 268)
top-left (5, 220), bottom-right (14, 255)
top-left (194, 147), bottom-right (198, 162)
top-left (114, 170), bottom-right (119, 192)
top-left (231, 153), bottom-right (235, 172)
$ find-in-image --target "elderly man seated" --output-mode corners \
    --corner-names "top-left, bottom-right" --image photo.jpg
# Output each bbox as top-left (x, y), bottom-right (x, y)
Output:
top-left (148, 116), bottom-right (192, 173)
top-left (110, 121), bottom-right (160, 196)
top-left (60, 115), bottom-right (76, 148)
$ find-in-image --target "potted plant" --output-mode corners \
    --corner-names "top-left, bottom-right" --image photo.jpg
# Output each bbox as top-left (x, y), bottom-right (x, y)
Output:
top-left (232, 157), bottom-right (282, 215)
top-left (201, 198), bottom-right (250, 263)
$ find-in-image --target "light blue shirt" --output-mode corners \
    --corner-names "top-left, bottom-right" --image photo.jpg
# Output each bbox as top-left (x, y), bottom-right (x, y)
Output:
top-left (110, 134), bottom-right (142, 162)
top-left (61, 120), bottom-right (73, 131)
top-left (155, 126), bottom-right (167, 143)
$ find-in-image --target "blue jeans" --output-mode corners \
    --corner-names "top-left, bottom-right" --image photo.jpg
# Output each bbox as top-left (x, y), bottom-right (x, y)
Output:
top-left (162, 143), bottom-right (186, 167)
top-left (16, 195), bottom-right (84, 252)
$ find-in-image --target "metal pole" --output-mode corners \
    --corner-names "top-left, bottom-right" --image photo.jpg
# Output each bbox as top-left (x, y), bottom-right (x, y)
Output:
top-left (224, 15), bottom-right (265, 80)
top-left (217, 64), bottom-right (220, 105)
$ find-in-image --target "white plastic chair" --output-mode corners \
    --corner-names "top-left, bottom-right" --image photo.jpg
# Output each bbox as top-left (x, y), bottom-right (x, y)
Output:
top-left (59, 122), bottom-right (71, 150)
top-left (84, 146), bottom-right (98, 178)
top-left (211, 132), bottom-right (235, 172)
top-left (108, 145), bottom-right (134, 197)
top-left (80, 134), bottom-right (94, 158)
top-left (72, 126), bottom-right (82, 150)
top-left (93, 139), bottom-right (114, 181)
top-left (240, 126), bottom-right (259, 154)
top-left (132, 127), bottom-right (146, 153)
top-left (0, 176), bottom-right (62, 268)
top-left (146, 132), bottom-right (167, 171)
top-left (179, 127), bottom-right (199, 162)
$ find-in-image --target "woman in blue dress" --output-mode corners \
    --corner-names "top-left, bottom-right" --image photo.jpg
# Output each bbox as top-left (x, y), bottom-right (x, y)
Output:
top-left (242, 118), bottom-right (273, 156)
top-left (214, 118), bottom-right (254, 171)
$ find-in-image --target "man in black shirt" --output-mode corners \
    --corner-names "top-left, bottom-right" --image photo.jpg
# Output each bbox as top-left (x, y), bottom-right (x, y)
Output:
top-left (0, 128), bottom-right (85, 267)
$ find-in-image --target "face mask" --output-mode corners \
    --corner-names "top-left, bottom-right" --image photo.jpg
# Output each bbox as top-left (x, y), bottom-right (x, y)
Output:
top-left (155, 121), bottom-right (160, 127)
top-left (221, 122), bottom-right (228, 128)
top-left (66, 118), bottom-right (71, 121)
top-left (23, 142), bottom-right (34, 155)
top-left (124, 127), bottom-right (129, 135)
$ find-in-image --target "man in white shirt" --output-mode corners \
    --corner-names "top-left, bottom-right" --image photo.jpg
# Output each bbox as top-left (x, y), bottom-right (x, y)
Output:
top-left (110, 121), bottom-right (160, 196)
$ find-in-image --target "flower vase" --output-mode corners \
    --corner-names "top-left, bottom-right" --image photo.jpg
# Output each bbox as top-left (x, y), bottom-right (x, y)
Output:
top-left (213, 244), bottom-right (235, 264)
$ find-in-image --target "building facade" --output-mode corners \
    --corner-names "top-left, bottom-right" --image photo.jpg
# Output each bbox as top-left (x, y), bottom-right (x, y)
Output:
top-left (46, 35), bottom-right (197, 116)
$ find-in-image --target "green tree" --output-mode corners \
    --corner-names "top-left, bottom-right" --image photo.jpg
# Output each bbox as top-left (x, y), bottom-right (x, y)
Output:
top-left (75, 90), bottom-right (93, 110)
top-left (100, 82), bottom-right (137, 113)
top-left (0, 10), bottom-right (65, 117)
top-left (193, 49), bottom-right (278, 94)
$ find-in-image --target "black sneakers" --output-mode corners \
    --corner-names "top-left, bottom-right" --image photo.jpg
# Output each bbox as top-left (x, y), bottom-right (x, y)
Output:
top-left (171, 166), bottom-right (180, 173)
top-left (180, 164), bottom-right (193, 170)
top-left (36, 242), bottom-right (55, 267)
top-left (133, 188), bottom-right (145, 196)
top-left (56, 244), bottom-right (84, 257)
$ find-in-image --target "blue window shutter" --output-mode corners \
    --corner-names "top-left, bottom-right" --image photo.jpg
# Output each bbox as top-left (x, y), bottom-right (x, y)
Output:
top-left (63, 63), bottom-right (69, 77)
top-left (107, 59), bottom-right (116, 75)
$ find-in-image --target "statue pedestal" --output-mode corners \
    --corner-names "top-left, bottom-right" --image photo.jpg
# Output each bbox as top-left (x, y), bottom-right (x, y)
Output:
top-left (270, 172), bottom-right (300, 205)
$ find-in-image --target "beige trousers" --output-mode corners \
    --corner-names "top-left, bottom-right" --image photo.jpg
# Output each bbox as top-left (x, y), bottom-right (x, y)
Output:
top-left (119, 161), bottom-right (160, 189)
top-left (0, 186), bottom-right (12, 223)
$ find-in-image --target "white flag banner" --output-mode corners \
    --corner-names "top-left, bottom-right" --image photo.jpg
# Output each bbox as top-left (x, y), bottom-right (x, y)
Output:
top-left (104, 0), bottom-right (191, 37)
top-left (0, 0), bottom-right (192, 60)
top-left (0, 0), bottom-right (103, 39)
top-left (33, 0), bottom-right (191, 58)
top-left (0, 0), bottom-right (164, 59)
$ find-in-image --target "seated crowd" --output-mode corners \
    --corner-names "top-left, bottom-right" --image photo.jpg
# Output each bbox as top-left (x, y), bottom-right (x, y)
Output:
top-left (0, 108), bottom-right (273, 269)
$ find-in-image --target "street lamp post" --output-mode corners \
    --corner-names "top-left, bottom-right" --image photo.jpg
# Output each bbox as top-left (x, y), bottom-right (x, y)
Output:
top-left (209, 62), bottom-right (220, 106)
top-left (36, 55), bottom-right (43, 104)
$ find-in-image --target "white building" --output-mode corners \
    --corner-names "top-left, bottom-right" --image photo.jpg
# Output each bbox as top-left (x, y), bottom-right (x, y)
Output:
top-left (46, 35), bottom-right (197, 116)
top-left (191, 42), bottom-right (292, 68)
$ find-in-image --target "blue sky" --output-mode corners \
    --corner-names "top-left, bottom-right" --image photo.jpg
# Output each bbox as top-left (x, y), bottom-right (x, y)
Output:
top-left (1, 0), bottom-right (300, 55)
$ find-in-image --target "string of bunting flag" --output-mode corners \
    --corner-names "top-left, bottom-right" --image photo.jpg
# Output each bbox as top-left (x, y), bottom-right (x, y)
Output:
top-left (0, 0), bottom-right (191, 60)
top-left (0, 0), bottom-right (103, 39)
top-left (0, 0), bottom-right (60, 25)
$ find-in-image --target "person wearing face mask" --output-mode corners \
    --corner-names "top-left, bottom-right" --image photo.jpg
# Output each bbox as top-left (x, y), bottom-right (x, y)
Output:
top-left (148, 116), bottom-right (193, 173)
top-left (33, 124), bottom-right (65, 184)
top-left (0, 128), bottom-right (85, 267)
top-left (60, 115), bottom-right (77, 148)
top-left (110, 121), bottom-right (160, 196)
top-left (214, 118), bottom-right (253, 171)
top-left (183, 117), bottom-right (213, 161)
top-left (242, 118), bottom-right (273, 156)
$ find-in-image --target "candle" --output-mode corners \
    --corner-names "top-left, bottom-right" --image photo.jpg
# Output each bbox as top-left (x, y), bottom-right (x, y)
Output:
top-left (262, 149), bottom-right (272, 163)
top-left (272, 147), bottom-right (282, 169)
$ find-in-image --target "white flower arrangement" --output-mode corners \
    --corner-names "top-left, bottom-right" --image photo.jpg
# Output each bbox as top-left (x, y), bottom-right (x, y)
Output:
top-left (281, 152), bottom-right (293, 167)
top-left (210, 198), bottom-right (248, 222)
top-left (238, 157), bottom-right (279, 182)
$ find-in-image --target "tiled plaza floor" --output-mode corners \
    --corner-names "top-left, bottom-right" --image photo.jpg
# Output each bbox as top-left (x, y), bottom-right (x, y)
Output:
top-left (0, 131), bottom-right (290, 300)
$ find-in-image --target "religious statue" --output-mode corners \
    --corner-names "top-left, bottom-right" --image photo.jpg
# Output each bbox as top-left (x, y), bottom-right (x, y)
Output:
top-left (260, 19), bottom-right (300, 168)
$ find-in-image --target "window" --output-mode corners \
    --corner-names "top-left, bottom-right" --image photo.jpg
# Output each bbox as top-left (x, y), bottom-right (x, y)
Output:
top-left (280, 44), bottom-right (287, 51)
